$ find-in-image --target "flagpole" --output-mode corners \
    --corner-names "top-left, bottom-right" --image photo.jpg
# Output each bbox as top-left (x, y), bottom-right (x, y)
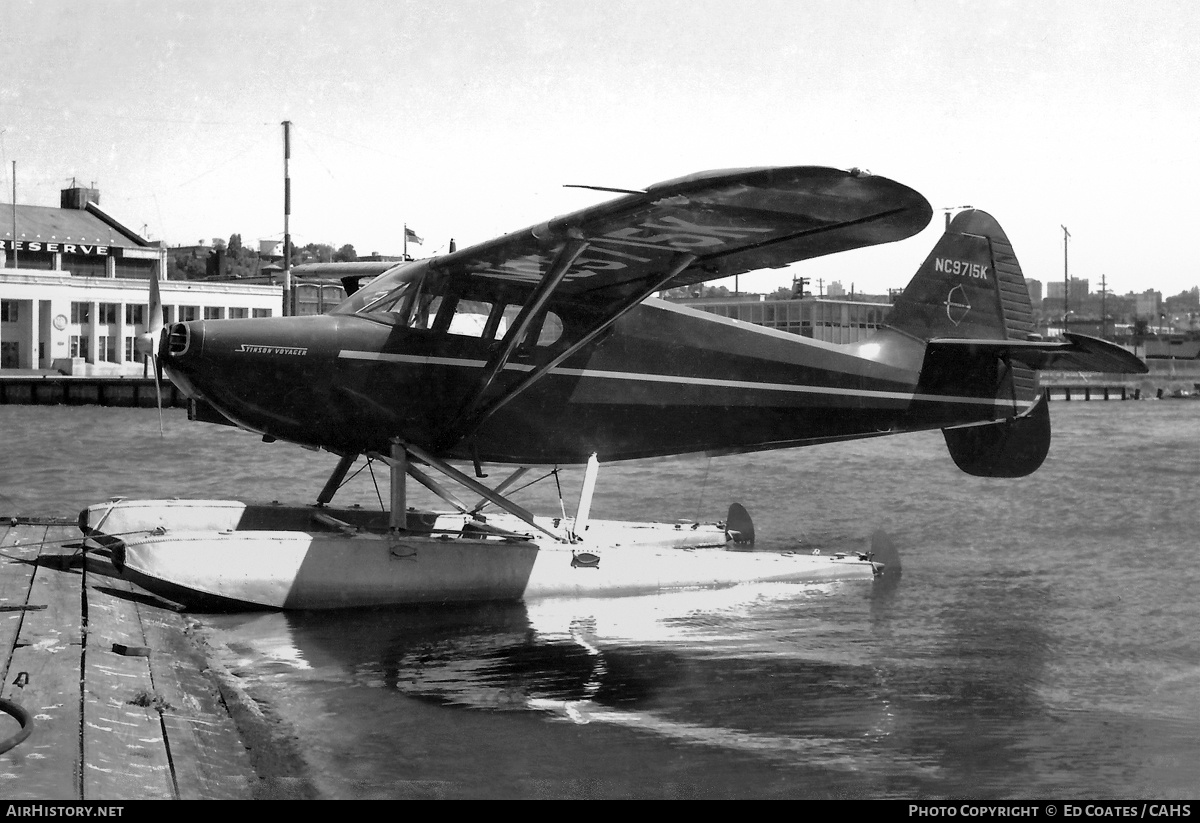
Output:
top-left (403, 223), bottom-right (408, 259)
top-left (282, 120), bottom-right (292, 316)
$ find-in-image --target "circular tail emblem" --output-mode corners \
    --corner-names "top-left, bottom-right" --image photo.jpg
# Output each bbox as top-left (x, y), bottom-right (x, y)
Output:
top-left (945, 285), bottom-right (971, 326)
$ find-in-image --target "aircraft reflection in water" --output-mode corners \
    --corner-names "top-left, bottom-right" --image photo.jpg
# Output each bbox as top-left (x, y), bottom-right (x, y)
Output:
top-left (212, 574), bottom-right (936, 778)
top-left (80, 166), bottom-right (1146, 611)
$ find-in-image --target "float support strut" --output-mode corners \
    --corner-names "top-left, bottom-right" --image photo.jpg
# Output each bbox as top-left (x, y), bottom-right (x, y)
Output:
top-left (390, 439), bottom-right (407, 531)
top-left (317, 453), bottom-right (359, 506)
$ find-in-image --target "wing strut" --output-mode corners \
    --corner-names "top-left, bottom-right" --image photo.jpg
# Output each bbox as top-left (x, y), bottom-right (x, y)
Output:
top-left (450, 252), bottom-right (699, 448)
top-left (446, 236), bottom-right (588, 436)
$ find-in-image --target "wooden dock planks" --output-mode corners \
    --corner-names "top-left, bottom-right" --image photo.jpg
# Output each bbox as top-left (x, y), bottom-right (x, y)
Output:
top-left (83, 567), bottom-right (175, 800)
top-left (0, 524), bottom-right (84, 800)
top-left (0, 522), bottom-right (259, 800)
top-left (138, 605), bottom-right (255, 799)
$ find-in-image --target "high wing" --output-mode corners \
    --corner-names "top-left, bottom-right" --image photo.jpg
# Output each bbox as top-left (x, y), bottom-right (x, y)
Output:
top-left (346, 166), bottom-right (933, 449)
top-left (427, 166), bottom-right (932, 303)
top-left (927, 332), bottom-right (1148, 374)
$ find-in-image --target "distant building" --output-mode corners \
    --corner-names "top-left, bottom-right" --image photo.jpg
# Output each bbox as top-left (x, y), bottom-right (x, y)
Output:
top-left (1134, 289), bottom-right (1162, 320)
top-left (1, 185), bottom-right (281, 373)
top-left (674, 294), bottom-right (891, 344)
top-left (1026, 278), bottom-right (1042, 305)
top-left (1046, 277), bottom-right (1089, 304)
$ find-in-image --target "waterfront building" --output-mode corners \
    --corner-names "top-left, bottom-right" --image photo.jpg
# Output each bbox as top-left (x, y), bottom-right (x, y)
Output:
top-left (675, 294), bottom-right (892, 344)
top-left (1026, 278), bottom-right (1043, 305)
top-left (1, 186), bottom-right (281, 374)
top-left (1134, 290), bottom-right (1162, 322)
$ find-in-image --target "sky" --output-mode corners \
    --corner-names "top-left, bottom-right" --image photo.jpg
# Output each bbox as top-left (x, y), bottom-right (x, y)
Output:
top-left (2, 0), bottom-right (1198, 299)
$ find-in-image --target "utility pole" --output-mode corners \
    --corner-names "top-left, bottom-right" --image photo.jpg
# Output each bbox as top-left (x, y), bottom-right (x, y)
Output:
top-left (282, 120), bottom-right (292, 316)
top-left (10, 161), bottom-right (17, 269)
top-left (1100, 273), bottom-right (1108, 339)
top-left (1061, 225), bottom-right (1070, 332)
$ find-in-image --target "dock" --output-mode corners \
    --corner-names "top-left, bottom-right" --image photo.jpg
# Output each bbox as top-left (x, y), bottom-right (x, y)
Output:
top-left (0, 517), bottom-right (315, 800)
top-left (1043, 384), bottom-right (1133, 401)
top-left (0, 376), bottom-right (189, 408)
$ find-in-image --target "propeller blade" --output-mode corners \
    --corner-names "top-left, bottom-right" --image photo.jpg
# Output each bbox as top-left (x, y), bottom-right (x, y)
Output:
top-left (135, 271), bottom-right (164, 356)
top-left (150, 350), bottom-right (164, 437)
top-left (135, 268), bottom-right (166, 437)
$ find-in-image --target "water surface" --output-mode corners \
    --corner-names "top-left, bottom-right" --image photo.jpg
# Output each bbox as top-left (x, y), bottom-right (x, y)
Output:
top-left (1, 402), bottom-right (1197, 798)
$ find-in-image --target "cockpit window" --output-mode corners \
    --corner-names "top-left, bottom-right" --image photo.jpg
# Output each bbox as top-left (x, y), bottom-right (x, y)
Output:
top-left (360, 281), bottom-right (416, 315)
top-left (537, 312), bottom-right (563, 346)
top-left (336, 264), bottom-right (566, 348)
top-left (411, 294), bottom-right (442, 330)
top-left (490, 305), bottom-right (563, 347)
top-left (328, 266), bottom-right (414, 315)
top-left (445, 300), bottom-right (493, 337)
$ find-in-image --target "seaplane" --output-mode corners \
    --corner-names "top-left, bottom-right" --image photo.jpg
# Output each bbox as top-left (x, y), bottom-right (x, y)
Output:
top-left (79, 166), bottom-right (1146, 610)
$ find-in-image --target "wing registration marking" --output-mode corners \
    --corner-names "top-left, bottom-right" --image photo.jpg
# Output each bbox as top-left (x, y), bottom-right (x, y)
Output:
top-left (469, 217), bottom-right (775, 282)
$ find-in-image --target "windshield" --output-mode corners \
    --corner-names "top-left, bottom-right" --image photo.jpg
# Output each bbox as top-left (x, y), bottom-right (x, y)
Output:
top-left (328, 262), bottom-right (419, 315)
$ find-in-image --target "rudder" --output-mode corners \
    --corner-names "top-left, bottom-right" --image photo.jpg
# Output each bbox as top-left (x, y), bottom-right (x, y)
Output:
top-left (942, 392), bottom-right (1051, 477)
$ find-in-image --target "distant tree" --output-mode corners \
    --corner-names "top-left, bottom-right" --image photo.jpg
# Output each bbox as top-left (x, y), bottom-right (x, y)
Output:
top-left (170, 253), bottom-right (206, 280)
top-left (1132, 317), bottom-right (1150, 350)
top-left (334, 244), bottom-right (357, 262)
top-left (301, 242), bottom-right (334, 263)
top-left (227, 233), bottom-right (243, 260)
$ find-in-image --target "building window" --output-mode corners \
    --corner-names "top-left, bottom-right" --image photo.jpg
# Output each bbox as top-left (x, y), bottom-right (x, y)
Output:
top-left (228, 307), bottom-right (248, 319)
top-left (178, 305), bottom-right (199, 322)
top-left (252, 308), bottom-right (272, 318)
top-left (97, 335), bottom-right (117, 362)
top-left (203, 306), bottom-right (224, 320)
top-left (98, 302), bottom-right (118, 324)
top-left (162, 305), bottom-right (175, 325)
top-left (114, 258), bottom-right (154, 279)
top-left (63, 254), bottom-right (106, 278)
top-left (0, 300), bottom-right (15, 322)
top-left (71, 302), bottom-right (91, 324)
top-left (125, 336), bottom-right (135, 362)
top-left (125, 304), bottom-right (146, 326)
top-left (70, 335), bottom-right (90, 359)
top-left (295, 284), bottom-right (321, 316)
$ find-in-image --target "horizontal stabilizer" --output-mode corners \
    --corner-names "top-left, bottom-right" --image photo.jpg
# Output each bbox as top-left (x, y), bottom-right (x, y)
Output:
top-left (926, 333), bottom-right (1147, 374)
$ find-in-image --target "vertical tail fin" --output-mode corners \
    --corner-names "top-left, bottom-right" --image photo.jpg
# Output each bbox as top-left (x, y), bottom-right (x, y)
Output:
top-left (885, 210), bottom-right (1035, 343)
top-left (886, 210), bottom-right (1049, 476)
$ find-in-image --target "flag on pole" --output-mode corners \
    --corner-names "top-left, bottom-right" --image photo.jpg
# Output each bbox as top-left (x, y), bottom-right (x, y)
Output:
top-left (404, 227), bottom-right (423, 245)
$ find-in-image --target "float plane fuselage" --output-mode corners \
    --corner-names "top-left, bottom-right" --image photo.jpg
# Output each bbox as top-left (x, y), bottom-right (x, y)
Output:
top-left (154, 166), bottom-right (1144, 484)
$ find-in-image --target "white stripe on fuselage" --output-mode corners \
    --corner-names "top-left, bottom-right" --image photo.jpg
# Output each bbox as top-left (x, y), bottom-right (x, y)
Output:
top-left (336, 349), bottom-right (1014, 409)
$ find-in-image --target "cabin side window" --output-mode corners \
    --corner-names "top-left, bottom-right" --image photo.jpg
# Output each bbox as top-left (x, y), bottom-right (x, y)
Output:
top-left (537, 312), bottom-right (563, 346)
top-left (353, 272), bottom-right (566, 348)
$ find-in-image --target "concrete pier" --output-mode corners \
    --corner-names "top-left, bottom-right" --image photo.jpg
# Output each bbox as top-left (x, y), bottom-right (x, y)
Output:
top-left (0, 376), bottom-right (189, 408)
top-left (0, 517), bottom-right (314, 800)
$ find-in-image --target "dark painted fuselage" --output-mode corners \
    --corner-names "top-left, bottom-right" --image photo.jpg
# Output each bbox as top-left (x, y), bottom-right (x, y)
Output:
top-left (161, 295), bottom-right (1013, 465)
